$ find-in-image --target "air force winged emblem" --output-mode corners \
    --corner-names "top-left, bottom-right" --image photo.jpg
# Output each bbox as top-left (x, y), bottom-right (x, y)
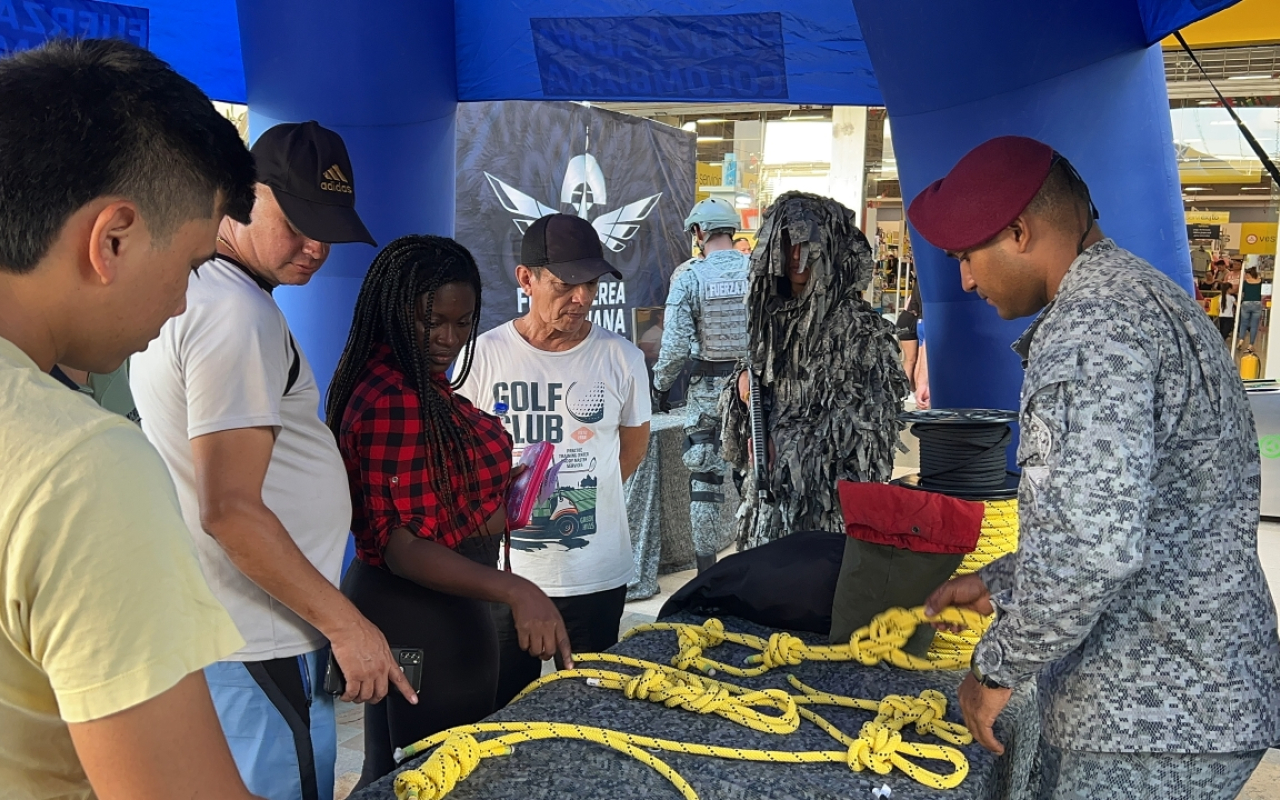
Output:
top-left (485, 153), bottom-right (661, 253)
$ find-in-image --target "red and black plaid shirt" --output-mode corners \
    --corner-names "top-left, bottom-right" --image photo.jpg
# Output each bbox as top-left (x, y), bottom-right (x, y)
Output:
top-left (339, 344), bottom-right (512, 567)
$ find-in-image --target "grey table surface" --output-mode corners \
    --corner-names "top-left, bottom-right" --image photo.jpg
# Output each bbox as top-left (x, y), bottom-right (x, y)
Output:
top-left (353, 613), bottom-right (1041, 800)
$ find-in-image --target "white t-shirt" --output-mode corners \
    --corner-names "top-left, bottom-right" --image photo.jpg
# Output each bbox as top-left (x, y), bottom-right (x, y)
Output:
top-left (459, 322), bottom-right (650, 596)
top-left (132, 257), bottom-right (352, 661)
top-left (1221, 292), bottom-right (1236, 318)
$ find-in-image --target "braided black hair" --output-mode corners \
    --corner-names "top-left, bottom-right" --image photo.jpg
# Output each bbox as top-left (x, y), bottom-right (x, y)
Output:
top-left (326, 235), bottom-right (485, 537)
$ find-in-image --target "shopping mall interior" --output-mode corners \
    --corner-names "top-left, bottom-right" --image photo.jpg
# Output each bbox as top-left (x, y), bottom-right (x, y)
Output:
top-left (207, 32), bottom-right (1279, 375)
top-left (353, 13), bottom-right (1280, 798)
top-left (10, 1), bottom-right (1278, 798)
top-left (201, 7), bottom-right (1280, 798)
top-left (591, 40), bottom-right (1280, 376)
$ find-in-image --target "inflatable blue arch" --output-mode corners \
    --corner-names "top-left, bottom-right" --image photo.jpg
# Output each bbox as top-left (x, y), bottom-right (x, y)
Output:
top-left (26, 0), bottom-right (1235, 411)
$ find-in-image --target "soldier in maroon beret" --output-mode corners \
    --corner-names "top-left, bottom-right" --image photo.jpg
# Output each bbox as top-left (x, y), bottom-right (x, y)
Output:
top-left (908, 136), bottom-right (1102, 320)
top-left (914, 136), bottom-right (1280, 798)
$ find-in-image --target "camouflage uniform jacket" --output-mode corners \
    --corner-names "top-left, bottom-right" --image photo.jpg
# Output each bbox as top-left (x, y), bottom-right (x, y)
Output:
top-left (975, 238), bottom-right (1280, 752)
top-left (652, 250), bottom-right (748, 393)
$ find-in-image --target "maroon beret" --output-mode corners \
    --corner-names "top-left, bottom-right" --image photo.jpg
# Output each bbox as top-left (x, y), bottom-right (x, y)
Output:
top-left (908, 136), bottom-right (1055, 252)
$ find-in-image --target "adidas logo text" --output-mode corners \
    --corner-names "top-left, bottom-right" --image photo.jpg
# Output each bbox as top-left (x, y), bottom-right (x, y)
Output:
top-left (321, 164), bottom-right (353, 193)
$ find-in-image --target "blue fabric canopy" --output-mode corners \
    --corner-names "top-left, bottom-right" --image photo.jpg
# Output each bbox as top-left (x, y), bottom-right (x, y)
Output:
top-left (115, 0), bottom-right (1237, 106)
top-left (121, 0), bottom-right (241, 102)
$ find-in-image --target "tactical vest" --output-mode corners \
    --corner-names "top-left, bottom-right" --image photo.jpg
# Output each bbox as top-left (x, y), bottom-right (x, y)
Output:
top-left (691, 250), bottom-right (749, 361)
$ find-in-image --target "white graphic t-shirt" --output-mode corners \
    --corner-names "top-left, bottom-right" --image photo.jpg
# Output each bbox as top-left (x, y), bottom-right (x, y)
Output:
top-left (459, 322), bottom-right (650, 596)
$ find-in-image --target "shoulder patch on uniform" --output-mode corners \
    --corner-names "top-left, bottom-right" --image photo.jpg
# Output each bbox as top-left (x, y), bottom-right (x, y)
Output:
top-left (1025, 410), bottom-right (1055, 461)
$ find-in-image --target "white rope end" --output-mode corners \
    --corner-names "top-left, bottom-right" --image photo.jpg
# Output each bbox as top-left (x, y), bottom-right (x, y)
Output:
top-left (393, 747), bottom-right (406, 762)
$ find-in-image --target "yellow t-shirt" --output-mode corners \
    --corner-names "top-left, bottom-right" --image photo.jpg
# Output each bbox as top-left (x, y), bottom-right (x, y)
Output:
top-left (0, 337), bottom-right (243, 799)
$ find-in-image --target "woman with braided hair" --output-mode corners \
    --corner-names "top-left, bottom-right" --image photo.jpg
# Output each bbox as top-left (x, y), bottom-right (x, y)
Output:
top-left (724, 192), bottom-right (909, 548)
top-left (327, 235), bottom-right (570, 788)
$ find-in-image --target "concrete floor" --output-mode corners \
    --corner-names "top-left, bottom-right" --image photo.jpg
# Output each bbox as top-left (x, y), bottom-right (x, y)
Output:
top-left (333, 456), bottom-right (1280, 799)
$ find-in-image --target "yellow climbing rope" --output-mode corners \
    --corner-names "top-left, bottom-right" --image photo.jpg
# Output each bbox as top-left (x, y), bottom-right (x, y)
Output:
top-left (617, 617), bottom-right (776, 677)
top-left (582, 666), bottom-right (800, 734)
top-left (510, 654), bottom-right (799, 733)
top-left (392, 726), bottom-right (697, 800)
top-left (389, 606), bottom-right (989, 799)
top-left (391, 647), bottom-right (975, 799)
top-left (927, 499), bottom-right (1019, 665)
top-left (393, 689), bottom-right (970, 800)
top-left (623, 605), bottom-right (988, 675)
top-left (786, 677), bottom-right (972, 748)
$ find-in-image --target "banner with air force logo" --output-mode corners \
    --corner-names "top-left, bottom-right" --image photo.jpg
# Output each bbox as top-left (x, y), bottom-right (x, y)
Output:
top-left (455, 101), bottom-right (696, 340)
top-left (0, 0), bottom-right (148, 55)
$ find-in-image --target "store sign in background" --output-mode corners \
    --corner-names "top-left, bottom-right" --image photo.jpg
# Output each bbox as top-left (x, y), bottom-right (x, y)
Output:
top-left (0, 0), bottom-right (148, 55)
top-left (1188, 224), bottom-right (1221, 241)
top-left (1240, 223), bottom-right (1279, 255)
top-left (1185, 211), bottom-right (1232, 226)
top-left (695, 162), bottom-right (723, 202)
top-left (455, 100), bottom-right (696, 340)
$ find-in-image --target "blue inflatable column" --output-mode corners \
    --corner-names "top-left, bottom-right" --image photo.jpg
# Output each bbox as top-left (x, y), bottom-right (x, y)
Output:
top-left (237, 0), bottom-right (457, 573)
top-left (236, 0), bottom-right (458, 405)
top-left (852, 1), bottom-right (1190, 415)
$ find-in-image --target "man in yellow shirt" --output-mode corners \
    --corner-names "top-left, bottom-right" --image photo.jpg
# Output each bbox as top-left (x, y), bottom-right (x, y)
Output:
top-left (0, 39), bottom-right (261, 799)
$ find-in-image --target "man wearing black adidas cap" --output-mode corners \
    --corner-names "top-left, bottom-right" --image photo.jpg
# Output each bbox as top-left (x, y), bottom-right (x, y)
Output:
top-left (133, 121), bottom-right (414, 800)
top-left (459, 213), bottom-right (652, 708)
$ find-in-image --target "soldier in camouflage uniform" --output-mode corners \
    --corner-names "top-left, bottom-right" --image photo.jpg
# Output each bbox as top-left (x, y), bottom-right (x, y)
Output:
top-left (722, 192), bottom-right (908, 549)
top-left (653, 198), bottom-right (750, 573)
top-left (914, 136), bottom-right (1280, 798)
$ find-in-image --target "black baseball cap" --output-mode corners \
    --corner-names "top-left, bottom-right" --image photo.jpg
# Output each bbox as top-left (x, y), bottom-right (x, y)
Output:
top-left (521, 213), bottom-right (622, 283)
top-left (250, 121), bottom-right (377, 246)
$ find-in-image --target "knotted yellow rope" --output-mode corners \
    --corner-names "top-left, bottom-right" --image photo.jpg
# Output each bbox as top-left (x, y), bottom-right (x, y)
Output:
top-left (787, 677), bottom-right (972, 748)
top-left (394, 726), bottom-right (697, 800)
top-left (625, 618), bottom-right (776, 677)
top-left (390, 609), bottom-right (986, 799)
top-left (508, 664), bottom-right (800, 734)
top-left (928, 499), bottom-right (1019, 664)
top-left (616, 667), bottom-right (801, 734)
top-left (395, 650), bottom-right (974, 799)
top-left (393, 734), bottom-right (504, 800)
top-left (624, 605), bottom-right (987, 676)
top-left (394, 704), bottom-right (970, 800)
top-left (844, 721), bottom-right (969, 786)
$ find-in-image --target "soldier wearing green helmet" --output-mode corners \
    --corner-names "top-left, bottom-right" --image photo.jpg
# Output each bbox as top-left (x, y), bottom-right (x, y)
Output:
top-left (652, 197), bottom-right (750, 573)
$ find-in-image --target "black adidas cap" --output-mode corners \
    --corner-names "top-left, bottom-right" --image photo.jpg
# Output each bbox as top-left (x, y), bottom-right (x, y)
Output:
top-left (520, 213), bottom-right (622, 284)
top-left (250, 121), bottom-right (377, 246)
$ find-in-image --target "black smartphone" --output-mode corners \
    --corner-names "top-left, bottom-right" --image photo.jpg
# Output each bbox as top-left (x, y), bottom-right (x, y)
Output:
top-left (323, 647), bottom-right (424, 697)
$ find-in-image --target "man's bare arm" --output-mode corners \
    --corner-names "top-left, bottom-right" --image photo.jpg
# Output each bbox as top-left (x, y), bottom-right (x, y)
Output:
top-left (619, 422), bottom-right (651, 482)
top-left (68, 671), bottom-right (261, 800)
top-left (191, 427), bottom-right (415, 705)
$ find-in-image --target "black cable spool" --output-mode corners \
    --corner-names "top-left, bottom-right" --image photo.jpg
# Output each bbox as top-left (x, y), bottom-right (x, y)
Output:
top-left (895, 409), bottom-right (1020, 500)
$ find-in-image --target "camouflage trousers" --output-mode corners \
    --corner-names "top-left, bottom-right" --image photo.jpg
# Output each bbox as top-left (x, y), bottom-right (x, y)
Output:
top-left (1037, 741), bottom-right (1264, 799)
top-left (682, 376), bottom-right (733, 558)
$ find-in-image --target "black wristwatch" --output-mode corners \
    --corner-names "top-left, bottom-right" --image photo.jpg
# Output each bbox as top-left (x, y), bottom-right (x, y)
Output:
top-left (971, 662), bottom-right (1008, 690)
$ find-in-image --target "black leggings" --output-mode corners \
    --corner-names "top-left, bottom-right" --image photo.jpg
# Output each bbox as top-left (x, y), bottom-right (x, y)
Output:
top-left (342, 558), bottom-right (498, 789)
top-left (491, 584), bottom-right (628, 709)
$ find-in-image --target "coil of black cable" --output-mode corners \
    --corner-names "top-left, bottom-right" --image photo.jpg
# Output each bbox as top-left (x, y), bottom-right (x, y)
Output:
top-left (897, 409), bottom-right (1019, 499)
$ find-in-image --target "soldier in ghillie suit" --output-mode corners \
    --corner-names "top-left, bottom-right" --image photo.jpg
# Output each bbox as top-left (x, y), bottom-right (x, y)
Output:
top-left (723, 192), bottom-right (908, 549)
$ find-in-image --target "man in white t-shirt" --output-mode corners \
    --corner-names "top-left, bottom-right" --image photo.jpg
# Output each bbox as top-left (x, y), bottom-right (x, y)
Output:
top-left (132, 121), bottom-right (416, 800)
top-left (460, 213), bottom-right (651, 708)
